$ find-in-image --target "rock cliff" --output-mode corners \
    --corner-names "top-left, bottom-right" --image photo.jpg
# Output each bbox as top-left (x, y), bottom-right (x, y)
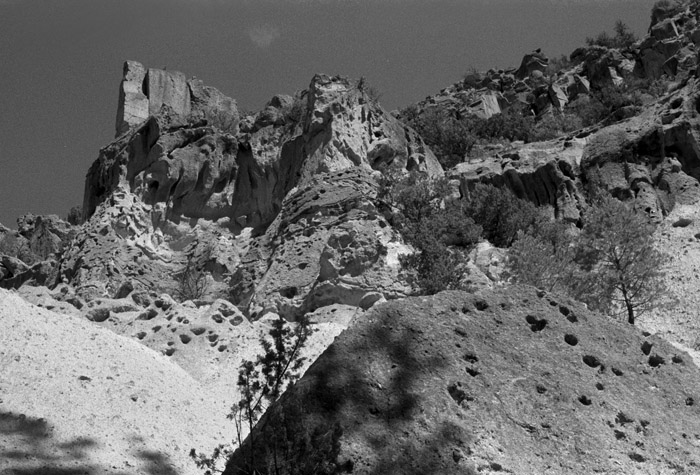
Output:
top-left (68, 65), bottom-right (440, 307)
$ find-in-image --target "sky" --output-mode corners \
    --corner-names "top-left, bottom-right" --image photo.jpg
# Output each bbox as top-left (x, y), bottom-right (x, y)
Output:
top-left (0, 0), bottom-right (656, 228)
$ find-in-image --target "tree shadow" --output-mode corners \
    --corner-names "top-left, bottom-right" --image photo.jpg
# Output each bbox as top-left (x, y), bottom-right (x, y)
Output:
top-left (1, 411), bottom-right (182, 475)
top-left (224, 301), bottom-right (474, 474)
top-left (0, 411), bottom-right (98, 474)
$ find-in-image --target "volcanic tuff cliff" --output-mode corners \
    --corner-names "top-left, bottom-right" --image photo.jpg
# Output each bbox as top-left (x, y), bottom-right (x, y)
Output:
top-left (67, 65), bottom-right (441, 307)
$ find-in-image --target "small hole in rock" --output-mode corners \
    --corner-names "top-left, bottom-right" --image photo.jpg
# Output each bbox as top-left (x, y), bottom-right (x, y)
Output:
top-left (672, 355), bottom-right (683, 364)
top-left (578, 395), bottom-right (592, 405)
top-left (686, 397), bottom-right (695, 406)
top-left (596, 382), bottom-right (604, 390)
top-left (612, 367), bottom-right (624, 376)
top-left (559, 305), bottom-right (570, 316)
top-left (564, 334), bottom-right (578, 346)
top-left (641, 341), bottom-right (653, 356)
top-left (525, 315), bottom-right (547, 332)
top-left (466, 367), bottom-right (480, 377)
top-left (616, 412), bottom-right (634, 425)
top-left (648, 355), bottom-right (665, 367)
top-left (474, 300), bottom-right (489, 311)
top-left (536, 384), bottom-right (547, 394)
top-left (583, 355), bottom-right (602, 368)
top-left (567, 313), bottom-right (578, 323)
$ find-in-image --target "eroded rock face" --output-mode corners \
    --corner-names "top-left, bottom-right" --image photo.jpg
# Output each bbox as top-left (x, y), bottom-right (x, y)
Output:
top-left (115, 60), bottom-right (239, 138)
top-left (91, 69), bottom-right (442, 227)
top-left (230, 168), bottom-right (409, 319)
top-left (580, 80), bottom-right (700, 220)
top-left (72, 66), bottom-right (441, 304)
top-left (451, 136), bottom-right (587, 222)
top-left (450, 76), bottom-right (700, 224)
top-left (225, 287), bottom-right (700, 475)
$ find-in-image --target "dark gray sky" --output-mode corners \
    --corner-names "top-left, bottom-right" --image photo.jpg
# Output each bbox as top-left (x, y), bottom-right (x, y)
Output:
top-left (0, 0), bottom-right (655, 228)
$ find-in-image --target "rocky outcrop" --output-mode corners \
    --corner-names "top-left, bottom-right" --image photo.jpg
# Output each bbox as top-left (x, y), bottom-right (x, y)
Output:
top-left (72, 66), bottom-right (441, 303)
top-left (580, 79), bottom-right (700, 220)
top-left (514, 49), bottom-right (549, 80)
top-left (636, 3), bottom-right (697, 79)
top-left (230, 168), bottom-right (409, 319)
top-left (91, 69), bottom-right (442, 227)
top-left (451, 136), bottom-right (587, 222)
top-left (225, 286), bottom-right (700, 475)
top-left (115, 60), bottom-right (239, 138)
top-left (450, 75), bottom-right (700, 224)
top-left (0, 215), bottom-right (76, 289)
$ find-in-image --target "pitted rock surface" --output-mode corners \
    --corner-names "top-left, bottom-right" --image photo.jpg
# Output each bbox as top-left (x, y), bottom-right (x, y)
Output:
top-left (230, 168), bottom-right (409, 319)
top-left (226, 286), bottom-right (700, 475)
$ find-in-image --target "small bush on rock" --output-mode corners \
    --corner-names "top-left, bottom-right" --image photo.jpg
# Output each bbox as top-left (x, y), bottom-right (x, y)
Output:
top-left (399, 106), bottom-right (479, 169)
top-left (66, 206), bottom-right (84, 226)
top-left (463, 184), bottom-right (544, 248)
top-left (381, 172), bottom-right (481, 295)
top-left (585, 20), bottom-right (638, 50)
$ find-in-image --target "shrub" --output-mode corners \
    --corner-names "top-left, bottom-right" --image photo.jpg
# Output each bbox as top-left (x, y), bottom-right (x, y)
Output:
top-left (381, 172), bottom-right (481, 294)
top-left (175, 251), bottom-right (210, 302)
top-left (463, 184), bottom-right (544, 248)
top-left (530, 113), bottom-right (583, 141)
top-left (398, 202), bottom-right (481, 295)
top-left (585, 20), bottom-right (638, 50)
top-left (191, 314), bottom-right (315, 475)
top-left (399, 106), bottom-right (479, 169)
top-left (357, 76), bottom-right (382, 104)
top-left (507, 195), bottom-right (667, 324)
top-left (506, 221), bottom-right (578, 294)
top-left (577, 195), bottom-right (666, 324)
top-left (475, 108), bottom-right (536, 143)
top-left (66, 206), bottom-right (84, 226)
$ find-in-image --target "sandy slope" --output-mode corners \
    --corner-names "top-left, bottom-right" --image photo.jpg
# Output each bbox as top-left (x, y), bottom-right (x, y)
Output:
top-left (0, 288), bottom-right (232, 475)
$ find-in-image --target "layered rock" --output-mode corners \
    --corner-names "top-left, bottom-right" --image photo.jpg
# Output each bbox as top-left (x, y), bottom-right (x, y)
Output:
top-left (451, 136), bottom-right (587, 222)
top-left (225, 287), bottom-right (700, 475)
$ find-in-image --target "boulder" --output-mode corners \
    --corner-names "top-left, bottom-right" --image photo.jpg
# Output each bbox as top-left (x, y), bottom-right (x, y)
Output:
top-left (515, 50), bottom-right (549, 80)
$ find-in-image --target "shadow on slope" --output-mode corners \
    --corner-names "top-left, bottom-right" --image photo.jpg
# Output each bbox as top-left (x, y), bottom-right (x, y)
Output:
top-left (224, 304), bottom-right (471, 474)
top-left (0, 411), bottom-right (181, 475)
